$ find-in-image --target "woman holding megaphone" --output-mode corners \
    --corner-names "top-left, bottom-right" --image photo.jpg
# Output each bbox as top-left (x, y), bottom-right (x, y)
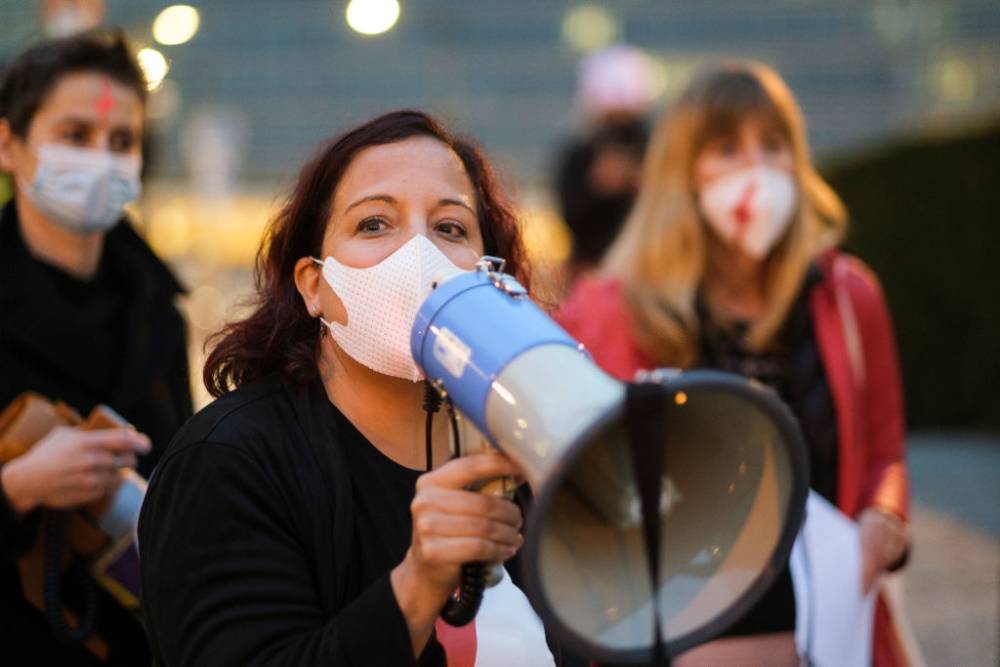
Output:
top-left (138, 111), bottom-right (561, 666)
top-left (557, 62), bottom-right (912, 666)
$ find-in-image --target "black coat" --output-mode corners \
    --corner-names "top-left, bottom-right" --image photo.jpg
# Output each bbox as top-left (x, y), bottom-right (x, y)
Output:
top-left (0, 200), bottom-right (192, 664)
top-left (0, 201), bottom-right (192, 469)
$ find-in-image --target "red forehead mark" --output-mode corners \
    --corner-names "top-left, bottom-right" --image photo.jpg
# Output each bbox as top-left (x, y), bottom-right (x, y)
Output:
top-left (732, 181), bottom-right (757, 243)
top-left (96, 78), bottom-right (116, 121)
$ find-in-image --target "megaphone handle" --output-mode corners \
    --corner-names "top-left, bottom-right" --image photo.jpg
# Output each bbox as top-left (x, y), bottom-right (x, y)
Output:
top-left (439, 562), bottom-right (487, 627)
top-left (626, 382), bottom-right (671, 666)
top-left (439, 476), bottom-right (513, 627)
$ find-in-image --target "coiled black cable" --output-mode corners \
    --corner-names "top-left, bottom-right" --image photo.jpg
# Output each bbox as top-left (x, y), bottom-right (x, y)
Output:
top-left (440, 562), bottom-right (487, 626)
top-left (422, 382), bottom-right (486, 627)
top-left (44, 511), bottom-right (99, 645)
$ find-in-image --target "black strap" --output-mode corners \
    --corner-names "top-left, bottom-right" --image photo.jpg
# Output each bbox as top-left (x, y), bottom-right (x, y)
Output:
top-left (44, 511), bottom-right (99, 645)
top-left (422, 382), bottom-right (442, 471)
top-left (625, 383), bottom-right (671, 666)
top-left (422, 382), bottom-right (485, 627)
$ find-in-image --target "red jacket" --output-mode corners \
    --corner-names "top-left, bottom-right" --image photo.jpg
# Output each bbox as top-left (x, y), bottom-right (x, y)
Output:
top-left (555, 252), bottom-right (910, 666)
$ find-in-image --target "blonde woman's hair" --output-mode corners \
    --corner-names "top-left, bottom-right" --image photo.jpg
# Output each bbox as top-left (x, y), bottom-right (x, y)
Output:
top-left (602, 61), bottom-right (848, 367)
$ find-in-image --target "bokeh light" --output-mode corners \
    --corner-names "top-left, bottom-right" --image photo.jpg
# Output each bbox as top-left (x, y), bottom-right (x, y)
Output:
top-left (562, 4), bottom-right (619, 54)
top-left (345, 0), bottom-right (401, 36)
top-left (137, 47), bottom-right (170, 91)
top-left (153, 5), bottom-right (201, 46)
top-left (648, 58), bottom-right (669, 99)
top-left (186, 284), bottom-right (227, 331)
top-left (933, 55), bottom-right (977, 103)
top-left (147, 79), bottom-right (182, 122)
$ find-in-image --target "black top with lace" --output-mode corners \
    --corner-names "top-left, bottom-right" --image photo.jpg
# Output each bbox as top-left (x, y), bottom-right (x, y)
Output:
top-left (697, 265), bottom-right (839, 637)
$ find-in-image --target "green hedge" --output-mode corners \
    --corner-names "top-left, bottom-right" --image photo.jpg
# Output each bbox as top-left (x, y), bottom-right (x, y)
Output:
top-left (823, 120), bottom-right (1000, 430)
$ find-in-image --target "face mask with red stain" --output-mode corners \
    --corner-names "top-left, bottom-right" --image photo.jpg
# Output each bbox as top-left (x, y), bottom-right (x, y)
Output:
top-left (698, 165), bottom-right (797, 259)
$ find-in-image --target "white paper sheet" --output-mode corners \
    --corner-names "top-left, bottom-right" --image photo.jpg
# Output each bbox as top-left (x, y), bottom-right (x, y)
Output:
top-left (790, 491), bottom-right (877, 667)
top-left (473, 566), bottom-right (555, 667)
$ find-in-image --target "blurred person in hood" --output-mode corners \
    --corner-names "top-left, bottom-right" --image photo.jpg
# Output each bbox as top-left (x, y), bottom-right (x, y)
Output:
top-left (554, 45), bottom-right (654, 284)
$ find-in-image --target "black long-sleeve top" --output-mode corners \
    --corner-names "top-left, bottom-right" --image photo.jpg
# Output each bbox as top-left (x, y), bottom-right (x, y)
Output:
top-left (138, 375), bottom-right (451, 666)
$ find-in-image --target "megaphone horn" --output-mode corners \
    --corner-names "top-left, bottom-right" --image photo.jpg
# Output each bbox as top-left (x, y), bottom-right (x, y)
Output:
top-left (411, 257), bottom-right (808, 663)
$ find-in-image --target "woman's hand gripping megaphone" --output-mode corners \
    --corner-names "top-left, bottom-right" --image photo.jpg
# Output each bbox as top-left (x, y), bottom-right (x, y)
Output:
top-left (393, 448), bottom-right (524, 642)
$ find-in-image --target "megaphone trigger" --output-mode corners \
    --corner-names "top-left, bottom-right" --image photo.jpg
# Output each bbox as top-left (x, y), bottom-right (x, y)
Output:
top-left (469, 471), bottom-right (518, 500)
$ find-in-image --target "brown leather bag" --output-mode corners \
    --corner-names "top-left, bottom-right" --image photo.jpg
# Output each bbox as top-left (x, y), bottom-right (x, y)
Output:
top-left (0, 392), bottom-right (147, 657)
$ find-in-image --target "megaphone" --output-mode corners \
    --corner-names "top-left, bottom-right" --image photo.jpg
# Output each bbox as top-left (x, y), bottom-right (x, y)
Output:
top-left (411, 258), bottom-right (808, 663)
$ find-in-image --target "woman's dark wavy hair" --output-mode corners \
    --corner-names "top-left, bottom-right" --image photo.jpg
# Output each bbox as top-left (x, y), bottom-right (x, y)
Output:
top-left (204, 110), bottom-right (530, 397)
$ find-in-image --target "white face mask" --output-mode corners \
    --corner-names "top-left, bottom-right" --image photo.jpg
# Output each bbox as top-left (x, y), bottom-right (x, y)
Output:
top-left (698, 164), bottom-right (797, 259)
top-left (313, 234), bottom-right (468, 382)
top-left (22, 143), bottom-right (142, 235)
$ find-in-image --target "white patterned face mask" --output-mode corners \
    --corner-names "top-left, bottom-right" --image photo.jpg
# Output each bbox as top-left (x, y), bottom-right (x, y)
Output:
top-left (312, 234), bottom-right (467, 381)
top-left (22, 143), bottom-right (141, 235)
top-left (698, 164), bottom-right (797, 259)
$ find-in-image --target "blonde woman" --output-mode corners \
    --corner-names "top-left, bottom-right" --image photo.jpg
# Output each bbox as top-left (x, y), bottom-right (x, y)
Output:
top-left (557, 62), bottom-right (910, 666)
